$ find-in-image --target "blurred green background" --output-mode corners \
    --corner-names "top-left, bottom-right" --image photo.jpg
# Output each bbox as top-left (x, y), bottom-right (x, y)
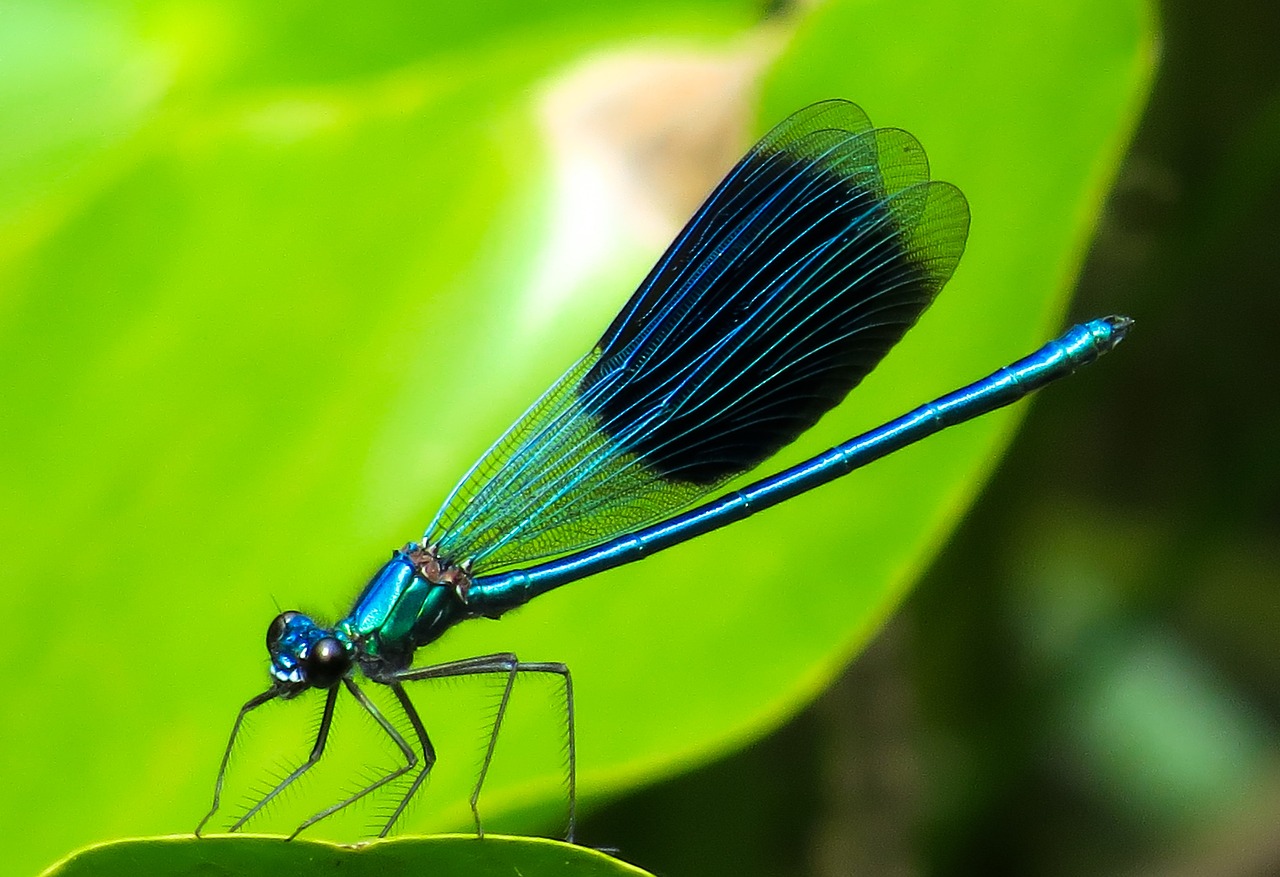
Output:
top-left (3, 0), bottom-right (1274, 875)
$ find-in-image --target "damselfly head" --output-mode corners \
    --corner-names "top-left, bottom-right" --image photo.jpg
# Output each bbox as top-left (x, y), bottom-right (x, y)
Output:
top-left (265, 610), bottom-right (353, 690)
top-left (266, 610), bottom-right (301, 651)
top-left (302, 635), bottom-right (350, 689)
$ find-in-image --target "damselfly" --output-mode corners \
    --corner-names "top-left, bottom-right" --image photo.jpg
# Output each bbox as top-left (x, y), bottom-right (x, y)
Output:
top-left (197, 99), bottom-right (1129, 841)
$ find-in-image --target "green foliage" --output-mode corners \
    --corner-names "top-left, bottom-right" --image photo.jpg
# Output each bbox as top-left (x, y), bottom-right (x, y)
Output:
top-left (39, 835), bottom-right (651, 877)
top-left (1, 0), bottom-right (1152, 874)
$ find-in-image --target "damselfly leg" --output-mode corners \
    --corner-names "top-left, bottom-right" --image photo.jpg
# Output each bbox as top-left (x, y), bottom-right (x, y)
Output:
top-left (390, 653), bottom-right (577, 841)
top-left (286, 678), bottom-right (419, 838)
top-left (196, 687), bottom-right (282, 836)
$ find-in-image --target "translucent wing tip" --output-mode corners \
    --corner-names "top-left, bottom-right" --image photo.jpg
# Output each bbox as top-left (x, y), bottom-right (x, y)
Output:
top-left (895, 180), bottom-right (971, 290)
top-left (758, 102), bottom-right (971, 294)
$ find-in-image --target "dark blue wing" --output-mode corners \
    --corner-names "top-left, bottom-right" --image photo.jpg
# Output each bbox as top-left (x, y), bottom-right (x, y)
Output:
top-left (425, 100), bottom-right (969, 572)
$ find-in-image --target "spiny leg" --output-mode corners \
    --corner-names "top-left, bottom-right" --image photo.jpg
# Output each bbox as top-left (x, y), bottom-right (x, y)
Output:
top-left (288, 677), bottom-right (416, 839)
top-left (229, 685), bottom-right (339, 832)
top-left (375, 681), bottom-right (437, 837)
top-left (515, 661), bottom-right (575, 843)
top-left (392, 653), bottom-right (577, 842)
top-left (381, 655), bottom-right (514, 837)
top-left (196, 687), bottom-right (280, 836)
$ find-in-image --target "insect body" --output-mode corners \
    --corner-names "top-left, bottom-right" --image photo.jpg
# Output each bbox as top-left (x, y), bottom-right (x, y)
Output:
top-left (198, 100), bottom-right (1129, 840)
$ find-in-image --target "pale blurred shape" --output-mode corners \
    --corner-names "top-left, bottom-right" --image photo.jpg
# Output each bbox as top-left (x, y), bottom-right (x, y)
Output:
top-left (524, 36), bottom-right (780, 330)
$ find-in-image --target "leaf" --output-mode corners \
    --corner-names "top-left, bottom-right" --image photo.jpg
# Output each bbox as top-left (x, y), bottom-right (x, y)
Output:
top-left (3, 0), bottom-right (1154, 874)
top-left (38, 835), bottom-right (651, 877)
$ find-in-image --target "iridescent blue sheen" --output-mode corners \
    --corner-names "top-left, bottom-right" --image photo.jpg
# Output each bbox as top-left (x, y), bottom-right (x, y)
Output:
top-left (466, 316), bottom-right (1130, 615)
top-left (197, 100), bottom-right (1131, 843)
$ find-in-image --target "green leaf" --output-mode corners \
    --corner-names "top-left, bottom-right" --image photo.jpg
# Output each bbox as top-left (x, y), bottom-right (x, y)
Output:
top-left (3, 0), bottom-right (1154, 874)
top-left (39, 835), bottom-right (651, 877)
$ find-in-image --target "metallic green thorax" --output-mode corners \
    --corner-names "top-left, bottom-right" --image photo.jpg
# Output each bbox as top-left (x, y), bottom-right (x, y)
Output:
top-left (336, 545), bottom-right (469, 675)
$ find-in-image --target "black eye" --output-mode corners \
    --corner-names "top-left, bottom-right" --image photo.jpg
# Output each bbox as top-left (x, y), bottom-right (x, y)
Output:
top-left (302, 636), bottom-right (349, 689)
top-left (266, 611), bottom-right (300, 651)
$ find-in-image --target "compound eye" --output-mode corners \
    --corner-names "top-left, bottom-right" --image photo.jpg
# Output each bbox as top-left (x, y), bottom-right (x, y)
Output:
top-left (302, 636), bottom-right (349, 689)
top-left (266, 611), bottom-right (301, 651)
